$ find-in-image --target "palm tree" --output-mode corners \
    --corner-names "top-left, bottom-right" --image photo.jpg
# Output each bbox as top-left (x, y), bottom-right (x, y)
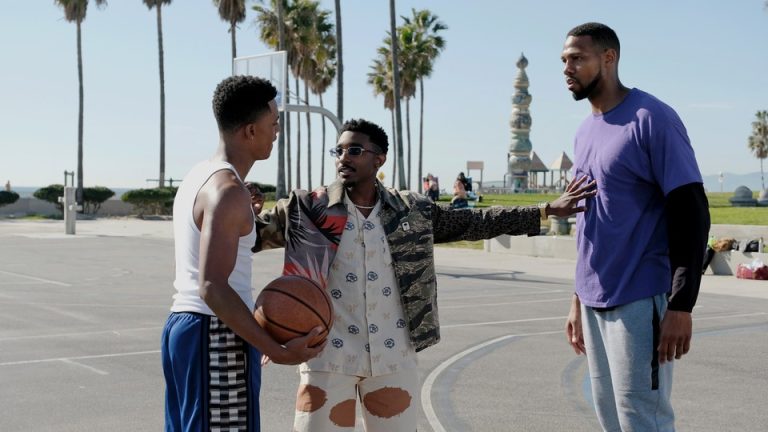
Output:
top-left (298, 4), bottom-right (334, 190)
top-left (748, 110), bottom-right (768, 191)
top-left (254, 0), bottom-right (295, 190)
top-left (287, 0), bottom-right (320, 190)
top-left (213, 0), bottom-right (246, 67)
top-left (54, 0), bottom-right (106, 206)
top-left (382, 28), bottom-right (419, 189)
top-left (334, 0), bottom-right (343, 124)
top-left (367, 55), bottom-right (396, 187)
top-left (143, 0), bottom-right (173, 188)
top-left (307, 29), bottom-right (336, 187)
top-left (309, 51), bottom-right (336, 186)
top-left (378, 38), bottom-right (415, 189)
top-left (255, 0), bottom-right (333, 190)
top-left (402, 9), bottom-right (446, 193)
top-left (275, 0), bottom-right (287, 197)
top-left (388, 0), bottom-right (406, 190)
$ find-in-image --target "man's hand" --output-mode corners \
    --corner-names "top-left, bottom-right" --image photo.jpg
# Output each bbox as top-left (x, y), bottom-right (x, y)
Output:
top-left (266, 327), bottom-right (327, 365)
top-left (546, 176), bottom-right (597, 218)
top-left (245, 182), bottom-right (266, 215)
top-left (658, 310), bottom-right (692, 363)
top-left (565, 294), bottom-right (585, 355)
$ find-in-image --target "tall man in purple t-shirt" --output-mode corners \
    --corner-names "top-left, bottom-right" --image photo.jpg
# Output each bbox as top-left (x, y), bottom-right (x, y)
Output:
top-left (561, 22), bottom-right (710, 431)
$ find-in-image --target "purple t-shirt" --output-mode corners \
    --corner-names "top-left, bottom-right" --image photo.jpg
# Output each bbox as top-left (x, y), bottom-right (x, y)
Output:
top-left (573, 88), bottom-right (702, 308)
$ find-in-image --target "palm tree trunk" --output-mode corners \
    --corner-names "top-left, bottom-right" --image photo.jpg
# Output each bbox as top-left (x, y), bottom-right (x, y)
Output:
top-left (389, 0), bottom-right (406, 190)
top-left (295, 77), bottom-right (301, 189)
top-left (278, 109), bottom-right (288, 195)
top-left (305, 82), bottom-right (312, 190)
top-left (390, 109), bottom-right (396, 188)
top-left (761, 158), bottom-right (765, 190)
top-left (418, 79), bottom-right (424, 194)
top-left (76, 19), bottom-right (84, 206)
top-left (230, 21), bottom-right (237, 63)
top-left (156, 3), bottom-right (166, 188)
top-left (276, 0), bottom-right (287, 197)
top-left (286, 106), bottom-right (292, 190)
top-left (334, 0), bottom-right (343, 123)
top-left (405, 97), bottom-right (412, 189)
top-left (319, 93), bottom-right (326, 185)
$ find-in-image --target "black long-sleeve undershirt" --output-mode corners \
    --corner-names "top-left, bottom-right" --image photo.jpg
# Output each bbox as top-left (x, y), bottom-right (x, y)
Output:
top-left (666, 182), bottom-right (711, 312)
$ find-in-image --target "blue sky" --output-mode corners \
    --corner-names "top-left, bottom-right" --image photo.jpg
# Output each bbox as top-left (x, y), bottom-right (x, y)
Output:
top-left (2, 1), bottom-right (767, 190)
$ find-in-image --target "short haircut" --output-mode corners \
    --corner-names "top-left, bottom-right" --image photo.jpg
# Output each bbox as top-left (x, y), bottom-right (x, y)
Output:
top-left (567, 22), bottom-right (620, 58)
top-left (212, 75), bottom-right (277, 132)
top-left (340, 118), bottom-right (389, 154)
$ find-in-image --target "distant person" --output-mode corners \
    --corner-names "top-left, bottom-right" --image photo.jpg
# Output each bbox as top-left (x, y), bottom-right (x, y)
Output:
top-left (161, 76), bottom-right (324, 432)
top-left (426, 173), bottom-right (440, 202)
top-left (253, 118), bottom-right (596, 431)
top-left (451, 172), bottom-right (469, 208)
top-left (561, 22), bottom-right (710, 431)
top-left (4, 180), bottom-right (10, 192)
top-left (458, 171), bottom-right (471, 192)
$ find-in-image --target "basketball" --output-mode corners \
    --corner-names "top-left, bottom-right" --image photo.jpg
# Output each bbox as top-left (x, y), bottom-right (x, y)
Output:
top-left (253, 275), bottom-right (333, 347)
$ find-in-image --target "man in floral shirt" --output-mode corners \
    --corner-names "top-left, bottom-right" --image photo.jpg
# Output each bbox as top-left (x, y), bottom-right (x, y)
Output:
top-left (255, 118), bottom-right (596, 431)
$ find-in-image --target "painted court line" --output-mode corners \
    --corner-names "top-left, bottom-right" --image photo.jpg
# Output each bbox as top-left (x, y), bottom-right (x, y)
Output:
top-left (0, 269), bottom-right (71, 287)
top-left (441, 315), bottom-right (566, 329)
top-left (440, 289), bottom-right (565, 301)
top-left (424, 311), bottom-right (767, 430)
top-left (0, 301), bottom-right (165, 309)
top-left (0, 350), bottom-right (160, 368)
top-left (438, 312), bottom-right (767, 329)
top-left (695, 312), bottom-right (767, 321)
top-left (421, 330), bottom-right (562, 432)
top-left (0, 326), bottom-right (161, 342)
top-left (60, 358), bottom-right (110, 376)
top-left (441, 297), bottom-right (570, 309)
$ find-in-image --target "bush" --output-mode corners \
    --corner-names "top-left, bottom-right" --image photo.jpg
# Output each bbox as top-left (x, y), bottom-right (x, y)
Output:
top-left (83, 186), bottom-right (115, 215)
top-left (0, 191), bottom-right (20, 207)
top-left (122, 187), bottom-right (178, 216)
top-left (33, 185), bottom-right (115, 215)
top-left (33, 184), bottom-right (64, 212)
top-left (251, 182), bottom-right (276, 193)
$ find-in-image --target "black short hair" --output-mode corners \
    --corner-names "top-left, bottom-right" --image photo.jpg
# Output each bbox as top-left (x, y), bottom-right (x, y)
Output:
top-left (340, 118), bottom-right (389, 154)
top-left (567, 22), bottom-right (620, 58)
top-left (212, 75), bottom-right (277, 132)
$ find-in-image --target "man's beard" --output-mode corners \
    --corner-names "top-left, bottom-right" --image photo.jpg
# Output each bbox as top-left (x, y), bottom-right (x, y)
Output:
top-left (571, 69), bottom-right (602, 101)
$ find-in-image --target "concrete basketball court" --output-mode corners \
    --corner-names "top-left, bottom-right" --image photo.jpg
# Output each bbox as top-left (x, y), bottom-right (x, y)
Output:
top-left (0, 218), bottom-right (766, 431)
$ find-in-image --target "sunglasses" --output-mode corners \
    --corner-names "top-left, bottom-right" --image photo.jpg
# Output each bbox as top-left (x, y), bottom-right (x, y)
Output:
top-left (329, 146), bottom-right (380, 158)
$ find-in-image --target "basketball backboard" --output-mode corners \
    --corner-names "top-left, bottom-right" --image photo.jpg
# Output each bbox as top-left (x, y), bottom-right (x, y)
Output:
top-left (233, 51), bottom-right (287, 111)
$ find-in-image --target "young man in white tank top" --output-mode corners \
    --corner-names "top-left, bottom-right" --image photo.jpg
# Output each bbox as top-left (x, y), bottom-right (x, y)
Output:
top-left (161, 76), bottom-right (325, 432)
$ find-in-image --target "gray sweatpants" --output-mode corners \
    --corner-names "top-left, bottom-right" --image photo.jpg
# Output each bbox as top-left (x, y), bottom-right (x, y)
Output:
top-left (581, 293), bottom-right (675, 432)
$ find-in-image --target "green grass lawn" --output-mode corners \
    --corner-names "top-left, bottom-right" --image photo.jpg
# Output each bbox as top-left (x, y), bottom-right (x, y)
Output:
top-left (702, 192), bottom-right (767, 225)
top-left (260, 190), bottom-right (764, 251)
top-left (264, 190), bottom-right (767, 227)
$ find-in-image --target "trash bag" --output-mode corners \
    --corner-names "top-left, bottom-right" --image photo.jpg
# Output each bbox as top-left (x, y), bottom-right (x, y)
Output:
top-left (743, 239), bottom-right (761, 253)
top-left (736, 260), bottom-right (768, 280)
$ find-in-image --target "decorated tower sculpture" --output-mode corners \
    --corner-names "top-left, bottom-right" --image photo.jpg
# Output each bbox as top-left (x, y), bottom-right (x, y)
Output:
top-left (505, 53), bottom-right (532, 192)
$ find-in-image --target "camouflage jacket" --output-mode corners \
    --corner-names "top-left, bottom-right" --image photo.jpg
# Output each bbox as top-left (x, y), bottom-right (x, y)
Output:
top-left (254, 179), bottom-right (541, 352)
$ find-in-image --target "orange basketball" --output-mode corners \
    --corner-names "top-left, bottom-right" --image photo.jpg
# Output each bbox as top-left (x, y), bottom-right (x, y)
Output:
top-left (253, 275), bottom-right (333, 347)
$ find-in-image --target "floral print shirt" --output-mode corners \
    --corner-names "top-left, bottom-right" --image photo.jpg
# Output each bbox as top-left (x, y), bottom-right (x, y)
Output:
top-left (301, 197), bottom-right (417, 376)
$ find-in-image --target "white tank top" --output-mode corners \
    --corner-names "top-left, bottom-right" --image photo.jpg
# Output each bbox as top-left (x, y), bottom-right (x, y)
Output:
top-left (170, 160), bottom-right (256, 315)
